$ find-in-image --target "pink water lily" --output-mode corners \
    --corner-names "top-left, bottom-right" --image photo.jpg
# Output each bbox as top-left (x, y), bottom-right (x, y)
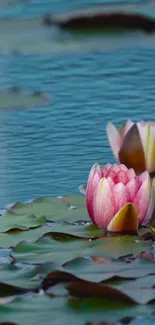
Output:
top-left (107, 120), bottom-right (155, 173)
top-left (86, 163), bottom-right (155, 232)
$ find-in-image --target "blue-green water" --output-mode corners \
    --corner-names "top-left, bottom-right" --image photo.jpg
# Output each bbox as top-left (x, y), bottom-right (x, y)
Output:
top-left (0, 0), bottom-right (155, 207)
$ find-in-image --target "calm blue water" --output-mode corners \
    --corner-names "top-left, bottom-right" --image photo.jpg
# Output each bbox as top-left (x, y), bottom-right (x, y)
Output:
top-left (0, 0), bottom-right (155, 207)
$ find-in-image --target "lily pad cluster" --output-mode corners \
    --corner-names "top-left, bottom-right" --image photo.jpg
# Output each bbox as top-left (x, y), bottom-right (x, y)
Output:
top-left (1, 194), bottom-right (155, 324)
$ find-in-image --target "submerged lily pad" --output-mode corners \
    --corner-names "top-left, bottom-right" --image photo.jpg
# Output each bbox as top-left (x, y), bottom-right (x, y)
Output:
top-left (0, 0), bottom-right (24, 9)
top-left (0, 88), bottom-right (50, 109)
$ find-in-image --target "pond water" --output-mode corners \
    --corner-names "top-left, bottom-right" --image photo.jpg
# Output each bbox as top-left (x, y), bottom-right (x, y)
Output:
top-left (0, 0), bottom-right (155, 207)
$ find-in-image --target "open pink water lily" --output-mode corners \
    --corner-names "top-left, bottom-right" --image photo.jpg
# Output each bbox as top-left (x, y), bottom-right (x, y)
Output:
top-left (86, 163), bottom-right (155, 232)
top-left (107, 120), bottom-right (155, 173)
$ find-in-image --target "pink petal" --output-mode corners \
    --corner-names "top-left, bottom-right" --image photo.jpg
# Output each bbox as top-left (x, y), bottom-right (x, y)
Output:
top-left (110, 164), bottom-right (121, 173)
top-left (106, 177), bottom-right (115, 188)
top-left (119, 164), bottom-right (128, 172)
top-left (106, 170), bottom-right (117, 180)
top-left (102, 167), bottom-right (109, 177)
top-left (114, 170), bottom-right (129, 185)
top-left (139, 171), bottom-right (150, 182)
top-left (126, 178), bottom-right (140, 201)
top-left (86, 163), bottom-right (101, 223)
top-left (104, 163), bottom-right (112, 170)
top-left (142, 178), bottom-right (155, 226)
top-left (127, 168), bottom-right (136, 180)
top-left (112, 183), bottom-right (129, 214)
top-left (133, 179), bottom-right (150, 224)
top-left (106, 123), bottom-right (122, 160)
top-left (93, 178), bottom-right (115, 228)
top-left (102, 164), bottom-right (112, 177)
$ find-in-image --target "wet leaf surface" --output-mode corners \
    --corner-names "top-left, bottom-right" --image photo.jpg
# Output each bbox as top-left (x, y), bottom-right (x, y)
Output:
top-left (1, 194), bottom-right (155, 322)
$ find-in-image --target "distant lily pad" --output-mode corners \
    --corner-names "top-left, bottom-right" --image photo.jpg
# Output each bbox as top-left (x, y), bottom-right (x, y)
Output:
top-left (0, 88), bottom-right (50, 109)
top-left (0, 0), bottom-right (24, 9)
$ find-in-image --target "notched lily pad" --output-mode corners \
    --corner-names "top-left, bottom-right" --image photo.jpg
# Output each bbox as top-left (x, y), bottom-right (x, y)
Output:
top-left (7, 195), bottom-right (89, 223)
top-left (13, 236), bottom-right (90, 265)
top-left (0, 211), bottom-right (46, 233)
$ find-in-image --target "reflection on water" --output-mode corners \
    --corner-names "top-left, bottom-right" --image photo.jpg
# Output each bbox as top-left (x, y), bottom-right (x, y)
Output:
top-left (0, 1), bottom-right (155, 207)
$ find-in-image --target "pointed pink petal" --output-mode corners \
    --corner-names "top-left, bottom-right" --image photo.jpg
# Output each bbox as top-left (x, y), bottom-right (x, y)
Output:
top-left (102, 167), bottom-right (109, 177)
top-left (106, 170), bottom-right (117, 180)
top-left (104, 163), bottom-right (112, 170)
top-left (112, 183), bottom-right (129, 214)
top-left (127, 168), bottom-right (136, 180)
top-left (93, 178), bottom-right (115, 228)
top-left (110, 164), bottom-right (121, 173)
top-left (106, 123), bottom-right (122, 160)
top-left (126, 178), bottom-right (140, 201)
top-left (139, 171), bottom-right (150, 182)
top-left (86, 163), bottom-right (101, 223)
top-left (142, 178), bottom-right (155, 226)
top-left (133, 179), bottom-right (150, 224)
top-left (114, 170), bottom-right (129, 185)
top-left (119, 164), bottom-right (128, 172)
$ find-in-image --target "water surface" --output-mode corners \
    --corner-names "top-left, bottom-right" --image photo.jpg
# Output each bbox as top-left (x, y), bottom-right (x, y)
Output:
top-left (0, 1), bottom-right (155, 207)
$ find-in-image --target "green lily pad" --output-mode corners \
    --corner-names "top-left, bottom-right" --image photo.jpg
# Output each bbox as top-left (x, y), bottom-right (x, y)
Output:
top-left (13, 236), bottom-right (89, 265)
top-left (0, 222), bottom-right (104, 249)
top-left (0, 263), bottom-right (59, 290)
top-left (0, 294), bottom-right (155, 325)
top-left (0, 211), bottom-right (46, 233)
top-left (63, 257), bottom-right (155, 283)
top-left (38, 223), bottom-right (104, 239)
top-left (0, 226), bottom-right (52, 248)
top-left (13, 234), bottom-right (152, 266)
top-left (7, 195), bottom-right (89, 223)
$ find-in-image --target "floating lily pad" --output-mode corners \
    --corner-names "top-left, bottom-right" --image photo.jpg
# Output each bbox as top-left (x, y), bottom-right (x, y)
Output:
top-left (0, 14), bottom-right (154, 55)
top-left (0, 263), bottom-right (59, 290)
top-left (46, 1), bottom-right (155, 35)
top-left (12, 234), bottom-right (152, 266)
top-left (0, 88), bottom-right (50, 109)
top-left (13, 236), bottom-right (90, 265)
top-left (7, 195), bottom-right (89, 223)
top-left (0, 226), bottom-right (52, 248)
top-left (0, 211), bottom-right (46, 233)
top-left (1, 294), bottom-right (155, 325)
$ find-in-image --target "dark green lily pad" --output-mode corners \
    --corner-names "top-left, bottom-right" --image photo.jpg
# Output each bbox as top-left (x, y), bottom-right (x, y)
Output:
top-left (0, 294), bottom-right (155, 325)
top-left (0, 263), bottom-right (58, 290)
